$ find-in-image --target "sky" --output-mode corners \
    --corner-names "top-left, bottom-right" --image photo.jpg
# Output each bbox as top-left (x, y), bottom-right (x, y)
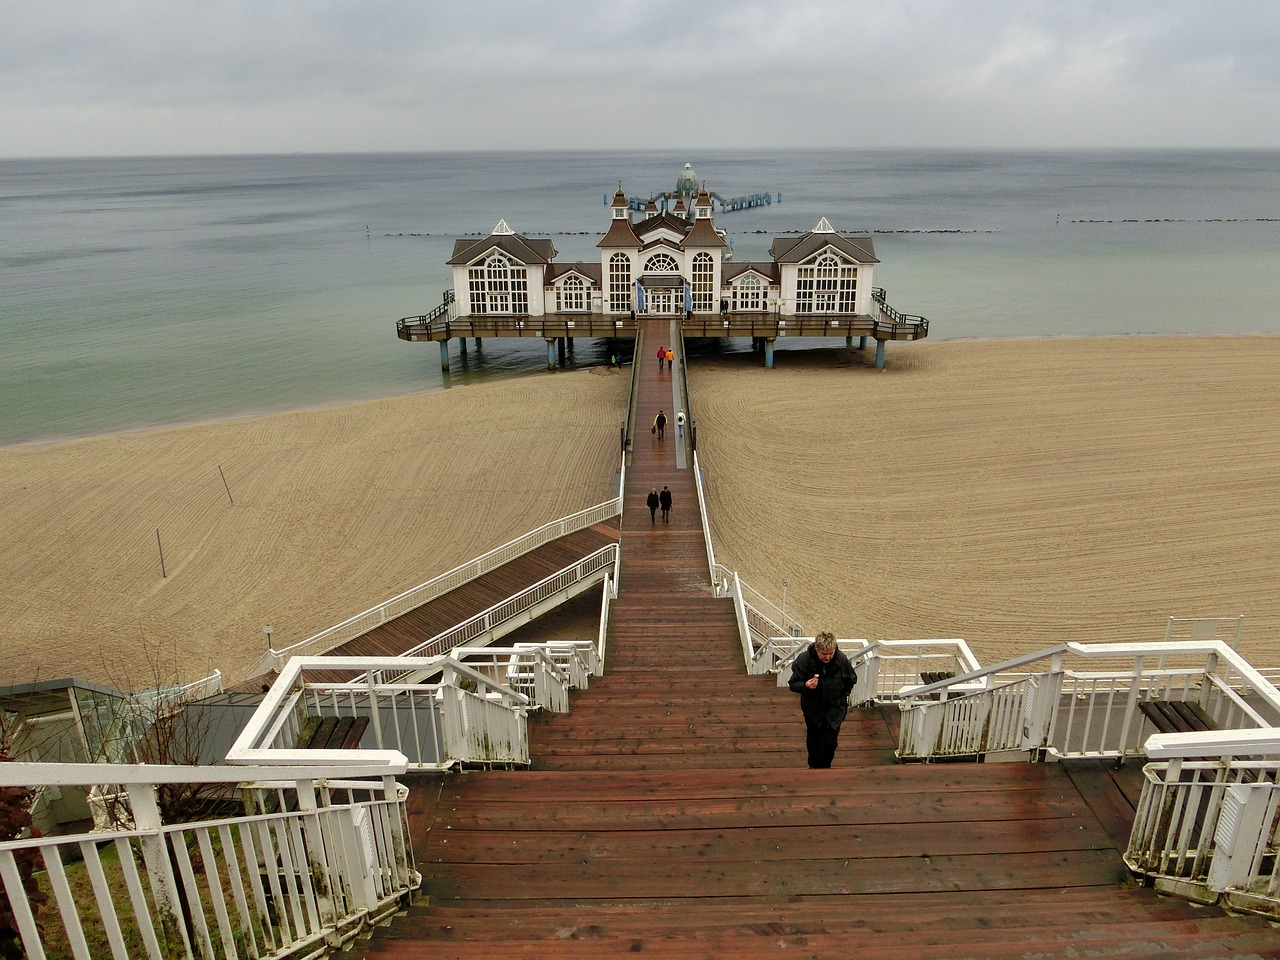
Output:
top-left (3, 0), bottom-right (1279, 157)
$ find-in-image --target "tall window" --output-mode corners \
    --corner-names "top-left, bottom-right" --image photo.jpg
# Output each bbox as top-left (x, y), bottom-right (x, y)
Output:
top-left (691, 253), bottom-right (714, 313)
top-left (795, 253), bottom-right (856, 313)
top-left (608, 253), bottom-right (632, 314)
top-left (556, 275), bottom-right (586, 312)
top-left (643, 253), bottom-right (679, 274)
top-left (734, 275), bottom-right (763, 311)
top-left (468, 253), bottom-right (528, 314)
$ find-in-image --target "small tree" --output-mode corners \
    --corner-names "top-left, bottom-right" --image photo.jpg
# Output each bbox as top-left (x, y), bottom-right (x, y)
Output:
top-left (0, 721), bottom-right (46, 959)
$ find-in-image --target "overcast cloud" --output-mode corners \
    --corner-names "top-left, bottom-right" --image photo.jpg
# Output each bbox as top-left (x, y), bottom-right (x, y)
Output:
top-left (3, 0), bottom-right (1278, 156)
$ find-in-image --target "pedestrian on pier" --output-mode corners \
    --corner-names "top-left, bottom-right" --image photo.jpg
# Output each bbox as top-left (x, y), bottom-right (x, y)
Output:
top-left (665, 347), bottom-right (675, 369)
top-left (676, 410), bottom-right (686, 438)
top-left (646, 489), bottom-right (660, 524)
top-left (659, 486), bottom-right (672, 522)
top-left (654, 410), bottom-right (666, 440)
top-left (788, 631), bottom-right (856, 769)
top-left (657, 345), bottom-right (667, 370)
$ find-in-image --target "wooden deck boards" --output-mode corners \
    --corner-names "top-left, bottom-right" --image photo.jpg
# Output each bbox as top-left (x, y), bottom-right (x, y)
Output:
top-left (345, 328), bottom-right (1274, 958)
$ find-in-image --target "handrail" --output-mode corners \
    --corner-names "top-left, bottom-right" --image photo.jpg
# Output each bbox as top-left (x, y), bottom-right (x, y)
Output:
top-left (0, 765), bottom-right (415, 960)
top-left (693, 451), bottom-right (717, 586)
top-left (871, 286), bottom-right (928, 337)
top-left (396, 288), bottom-right (455, 336)
top-left (366, 544), bottom-right (618, 681)
top-left (268, 498), bottom-right (621, 669)
top-left (897, 640), bottom-right (1280, 762)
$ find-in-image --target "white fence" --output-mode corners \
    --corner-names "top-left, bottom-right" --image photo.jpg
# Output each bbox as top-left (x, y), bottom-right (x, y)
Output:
top-left (354, 544), bottom-right (618, 682)
top-left (266, 498), bottom-right (621, 669)
top-left (0, 762), bottom-right (416, 960)
top-left (228, 649), bottom-right (595, 771)
top-left (896, 641), bottom-right (1280, 762)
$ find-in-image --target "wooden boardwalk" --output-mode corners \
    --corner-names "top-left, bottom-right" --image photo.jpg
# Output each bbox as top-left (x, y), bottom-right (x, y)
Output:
top-left (346, 328), bottom-right (1277, 958)
top-left (233, 524), bottom-right (617, 690)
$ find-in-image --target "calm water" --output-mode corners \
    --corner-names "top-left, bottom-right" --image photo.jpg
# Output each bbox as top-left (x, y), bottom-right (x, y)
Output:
top-left (3, 150), bottom-right (1278, 444)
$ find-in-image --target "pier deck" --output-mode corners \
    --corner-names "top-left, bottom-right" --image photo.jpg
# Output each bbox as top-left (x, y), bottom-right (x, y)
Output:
top-left (350, 327), bottom-right (1275, 958)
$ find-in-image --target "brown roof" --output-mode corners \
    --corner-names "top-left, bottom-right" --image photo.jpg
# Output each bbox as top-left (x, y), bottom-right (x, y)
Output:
top-left (597, 217), bottom-right (644, 248)
top-left (769, 231), bottom-right (878, 264)
top-left (721, 261), bottom-right (779, 283)
top-left (545, 262), bottom-right (602, 284)
top-left (635, 212), bottom-right (690, 241)
top-left (682, 216), bottom-right (727, 248)
top-left (448, 233), bottom-right (557, 266)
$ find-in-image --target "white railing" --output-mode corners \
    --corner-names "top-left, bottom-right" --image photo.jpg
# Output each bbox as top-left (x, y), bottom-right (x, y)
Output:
top-left (1126, 748), bottom-right (1280, 912)
top-left (721, 568), bottom-right (805, 673)
top-left (896, 641), bottom-right (1280, 762)
top-left (450, 642), bottom-right (601, 715)
top-left (0, 762), bottom-right (416, 960)
top-left (693, 451), bottom-right (717, 585)
top-left (228, 651), bottom-right (591, 770)
top-left (266, 498), bottom-right (621, 669)
top-left (353, 544), bottom-right (618, 682)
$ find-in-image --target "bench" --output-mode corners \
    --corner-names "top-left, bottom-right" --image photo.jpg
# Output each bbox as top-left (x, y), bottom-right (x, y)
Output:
top-left (1138, 699), bottom-right (1218, 735)
top-left (296, 715), bottom-right (370, 750)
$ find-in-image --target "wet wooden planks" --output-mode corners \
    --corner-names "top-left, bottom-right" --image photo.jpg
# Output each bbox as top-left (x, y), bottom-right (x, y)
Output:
top-left (343, 328), bottom-right (1277, 959)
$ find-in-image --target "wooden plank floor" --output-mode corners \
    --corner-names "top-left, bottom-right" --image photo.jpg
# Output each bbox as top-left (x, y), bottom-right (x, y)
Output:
top-left (345, 330), bottom-right (1278, 958)
top-left (234, 523), bottom-right (617, 690)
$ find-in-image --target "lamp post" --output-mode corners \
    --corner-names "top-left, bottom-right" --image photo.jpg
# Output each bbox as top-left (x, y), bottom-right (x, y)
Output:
top-left (262, 624), bottom-right (274, 653)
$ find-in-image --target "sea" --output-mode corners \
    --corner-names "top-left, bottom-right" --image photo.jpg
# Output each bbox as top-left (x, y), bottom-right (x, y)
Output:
top-left (3, 149), bottom-right (1279, 446)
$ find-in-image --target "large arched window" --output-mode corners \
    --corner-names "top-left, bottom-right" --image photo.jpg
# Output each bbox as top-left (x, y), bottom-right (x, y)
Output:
top-left (643, 252), bottom-right (679, 274)
top-left (556, 275), bottom-right (586, 312)
top-left (734, 275), bottom-right (764, 311)
top-left (608, 253), bottom-right (632, 314)
top-left (795, 252), bottom-right (856, 313)
top-left (468, 253), bottom-right (528, 315)
top-left (691, 252), bottom-right (714, 313)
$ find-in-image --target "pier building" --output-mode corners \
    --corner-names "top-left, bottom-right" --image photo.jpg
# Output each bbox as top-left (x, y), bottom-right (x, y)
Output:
top-left (397, 175), bottom-right (929, 371)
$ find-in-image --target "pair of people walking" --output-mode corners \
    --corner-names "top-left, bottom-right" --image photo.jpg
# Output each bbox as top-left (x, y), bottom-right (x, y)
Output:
top-left (656, 346), bottom-right (674, 371)
top-left (646, 486), bottom-right (673, 524)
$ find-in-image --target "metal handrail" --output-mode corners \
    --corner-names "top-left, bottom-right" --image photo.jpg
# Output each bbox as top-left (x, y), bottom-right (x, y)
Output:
top-left (268, 499), bottom-right (621, 669)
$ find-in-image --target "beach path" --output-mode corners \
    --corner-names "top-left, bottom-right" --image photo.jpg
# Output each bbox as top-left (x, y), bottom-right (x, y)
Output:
top-left (367, 332), bottom-right (1277, 957)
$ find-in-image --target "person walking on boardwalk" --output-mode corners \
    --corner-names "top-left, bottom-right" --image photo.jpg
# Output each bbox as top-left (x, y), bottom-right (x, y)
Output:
top-left (665, 347), bottom-right (675, 370)
top-left (659, 485), bottom-right (672, 523)
top-left (657, 345), bottom-right (667, 370)
top-left (646, 488), bottom-right (660, 525)
top-left (654, 409), bottom-right (666, 440)
top-left (788, 631), bottom-right (856, 769)
top-left (676, 410), bottom-right (686, 439)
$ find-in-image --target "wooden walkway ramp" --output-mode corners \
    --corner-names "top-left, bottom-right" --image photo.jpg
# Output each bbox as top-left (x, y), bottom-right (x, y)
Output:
top-left (348, 328), bottom-right (1276, 958)
top-left (234, 524), bottom-right (617, 690)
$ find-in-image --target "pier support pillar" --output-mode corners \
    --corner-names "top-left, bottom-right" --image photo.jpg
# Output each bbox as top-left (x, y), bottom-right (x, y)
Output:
top-left (557, 337), bottom-right (567, 365)
top-left (438, 339), bottom-right (450, 373)
top-left (846, 335), bottom-right (853, 348)
top-left (764, 338), bottom-right (776, 369)
top-left (567, 336), bottom-right (574, 354)
top-left (859, 335), bottom-right (868, 350)
top-left (545, 339), bottom-right (557, 370)
top-left (475, 337), bottom-right (482, 348)
top-left (459, 337), bottom-right (467, 356)
top-left (875, 340), bottom-right (886, 369)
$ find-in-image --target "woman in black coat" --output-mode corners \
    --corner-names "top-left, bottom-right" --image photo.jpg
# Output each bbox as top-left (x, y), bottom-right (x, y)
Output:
top-left (646, 489), bottom-right (660, 524)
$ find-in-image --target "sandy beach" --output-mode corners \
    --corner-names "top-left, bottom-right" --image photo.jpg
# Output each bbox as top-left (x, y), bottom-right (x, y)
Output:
top-left (696, 335), bottom-right (1280, 667)
top-left (3, 335), bottom-right (1278, 691)
top-left (0, 369), bottom-right (627, 689)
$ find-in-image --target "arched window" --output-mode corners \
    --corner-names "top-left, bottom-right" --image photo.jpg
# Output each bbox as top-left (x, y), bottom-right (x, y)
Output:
top-left (643, 253), bottom-right (679, 274)
top-left (557, 275), bottom-right (586, 312)
top-left (796, 252), bottom-right (856, 313)
top-left (608, 253), bottom-right (632, 314)
top-left (691, 252), bottom-right (714, 313)
top-left (734, 275), bottom-right (763, 311)
top-left (468, 253), bottom-right (528, 315)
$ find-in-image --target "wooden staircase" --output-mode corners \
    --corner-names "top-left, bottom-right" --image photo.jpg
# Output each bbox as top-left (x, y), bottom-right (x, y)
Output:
top-left (342, 327), bottom-right (1277, 958)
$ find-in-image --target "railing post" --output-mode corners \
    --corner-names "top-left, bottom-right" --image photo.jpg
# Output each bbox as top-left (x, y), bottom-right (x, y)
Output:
top-left (127, 782), bottom-right (194, 960)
